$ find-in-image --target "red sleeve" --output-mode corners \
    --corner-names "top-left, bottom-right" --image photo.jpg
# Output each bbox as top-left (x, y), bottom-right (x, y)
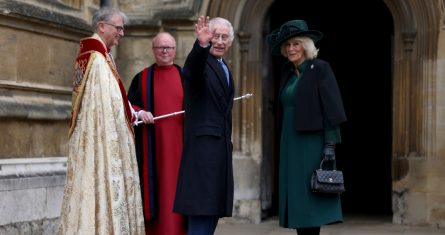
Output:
top-left (132, 104), bottom-right (142, 112)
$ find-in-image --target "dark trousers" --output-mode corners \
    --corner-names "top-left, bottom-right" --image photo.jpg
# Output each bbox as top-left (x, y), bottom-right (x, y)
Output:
top-left (296, 226), bottom-right (321, 235)
top-left (187, 215), bottom-right (220, 235)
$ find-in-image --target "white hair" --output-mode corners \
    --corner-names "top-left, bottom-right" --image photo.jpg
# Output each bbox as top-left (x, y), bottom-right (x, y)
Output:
top-left (209, 17), bottom-right (235, 43)
top-left (280, 36), bottom-right (319, 59)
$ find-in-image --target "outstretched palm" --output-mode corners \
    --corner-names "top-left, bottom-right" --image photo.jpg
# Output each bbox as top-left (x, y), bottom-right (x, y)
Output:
top-left (195, 16), bottom-right (213, 45)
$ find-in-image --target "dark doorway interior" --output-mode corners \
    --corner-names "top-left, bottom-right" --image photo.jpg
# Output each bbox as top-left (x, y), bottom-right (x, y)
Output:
top-left (262, 0), bottom-right (394, 216)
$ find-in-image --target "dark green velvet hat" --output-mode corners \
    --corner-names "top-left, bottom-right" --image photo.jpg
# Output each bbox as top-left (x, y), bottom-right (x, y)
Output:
top-left (266, 19), bottom-right (323, 55)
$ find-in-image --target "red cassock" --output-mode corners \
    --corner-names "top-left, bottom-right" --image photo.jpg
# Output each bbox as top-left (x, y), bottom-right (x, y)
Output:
top-left (128, 64), bottom-right (186, 235)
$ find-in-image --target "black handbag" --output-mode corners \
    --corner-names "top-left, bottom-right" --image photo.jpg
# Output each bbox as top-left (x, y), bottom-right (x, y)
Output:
top-left (311, 158), bottom-right (345, 194)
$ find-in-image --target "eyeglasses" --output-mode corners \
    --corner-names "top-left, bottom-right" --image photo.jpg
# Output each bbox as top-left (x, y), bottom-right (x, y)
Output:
top-left (103, 22), bottom-right (124, 32)
top-left (212, 34), bottom-right (229, 42)
top-left (153, 46), bottom-right (176, 52)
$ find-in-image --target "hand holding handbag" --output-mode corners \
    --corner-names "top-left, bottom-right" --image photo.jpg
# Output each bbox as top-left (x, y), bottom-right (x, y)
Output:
top-left (311, 158), bottom-right (345, 194)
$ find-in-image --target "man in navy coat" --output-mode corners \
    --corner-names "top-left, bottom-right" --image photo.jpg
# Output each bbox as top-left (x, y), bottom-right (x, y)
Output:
top-left (173, 15), bottom-right (235, 235)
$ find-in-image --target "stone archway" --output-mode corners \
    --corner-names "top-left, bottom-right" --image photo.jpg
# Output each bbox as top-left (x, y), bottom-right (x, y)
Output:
top-left (208, 0), bottom-right (445, 226)
top-left (206, 0), bottom-right (275, 223)
top-left (384, 0), bottom-right (443, 226)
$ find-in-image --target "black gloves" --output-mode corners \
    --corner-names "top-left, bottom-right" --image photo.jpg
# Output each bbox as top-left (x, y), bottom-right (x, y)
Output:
top-left (322, 142), bottom-right (336, 161)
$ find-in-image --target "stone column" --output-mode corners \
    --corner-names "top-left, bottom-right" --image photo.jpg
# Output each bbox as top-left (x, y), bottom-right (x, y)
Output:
top-left (238, 31), bottom-right (253, 154)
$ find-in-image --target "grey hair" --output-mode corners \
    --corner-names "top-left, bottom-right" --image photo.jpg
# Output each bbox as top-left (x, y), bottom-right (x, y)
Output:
top-left (209, 17), bottom-right (235, 42)
top-left (92, 7), bottom-right (128, 32)
top-left (280, 36), bottom-right (319, 59)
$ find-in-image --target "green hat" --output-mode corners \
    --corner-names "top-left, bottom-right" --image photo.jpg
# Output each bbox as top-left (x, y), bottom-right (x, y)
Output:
top-left (266, 20), bottom-right (323, 55)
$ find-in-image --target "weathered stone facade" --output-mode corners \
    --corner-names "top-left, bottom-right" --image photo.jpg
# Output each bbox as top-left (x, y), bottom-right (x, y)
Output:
top-left (1, 0), bottom-right (445, 232)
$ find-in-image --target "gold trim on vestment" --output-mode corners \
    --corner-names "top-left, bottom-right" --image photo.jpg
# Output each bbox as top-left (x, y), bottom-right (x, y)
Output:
top-left (69, 53), bottom-right (96, 137)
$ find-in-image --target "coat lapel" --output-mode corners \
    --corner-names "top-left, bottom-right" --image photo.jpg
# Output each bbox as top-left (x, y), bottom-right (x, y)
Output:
top-left (206, 56), bottom-right (234, 118)
top-left (208, 57), bottom-right (230, 94)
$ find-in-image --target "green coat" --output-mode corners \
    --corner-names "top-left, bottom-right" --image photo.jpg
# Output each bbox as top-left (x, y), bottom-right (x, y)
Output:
top-left (279, 62), bottom-right (343, 228)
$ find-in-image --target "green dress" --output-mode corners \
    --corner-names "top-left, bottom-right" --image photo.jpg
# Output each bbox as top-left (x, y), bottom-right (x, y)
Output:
top-left (279, 61), bottom-right (343, 228)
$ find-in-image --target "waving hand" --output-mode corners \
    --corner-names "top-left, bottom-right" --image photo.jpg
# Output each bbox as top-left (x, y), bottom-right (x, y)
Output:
top-left (195, 16), bottom-right (213, 47)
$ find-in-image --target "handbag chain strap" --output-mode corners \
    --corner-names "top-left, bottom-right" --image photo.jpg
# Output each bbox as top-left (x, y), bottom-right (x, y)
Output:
top-left (319, 158), bottom-right (337, 170)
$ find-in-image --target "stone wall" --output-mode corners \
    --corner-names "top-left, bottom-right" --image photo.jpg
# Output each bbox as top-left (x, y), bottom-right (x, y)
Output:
top-left (0, 158), bottom-right (66, 234)
top-left (0, 0), bottom-right (93, 160)
top-left (0, 0), bottom-right (93, 232)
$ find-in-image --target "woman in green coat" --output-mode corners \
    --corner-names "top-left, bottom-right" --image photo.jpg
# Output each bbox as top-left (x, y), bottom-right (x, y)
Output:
top-left (267, 20), bottom-right (347, 235)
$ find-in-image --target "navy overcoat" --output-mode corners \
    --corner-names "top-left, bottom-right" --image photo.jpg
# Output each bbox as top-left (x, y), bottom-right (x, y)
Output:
top-left (174, 40), bottom-right (235, 217)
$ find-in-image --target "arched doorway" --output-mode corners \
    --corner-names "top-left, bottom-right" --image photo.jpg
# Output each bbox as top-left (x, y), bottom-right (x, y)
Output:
top-left (261, 0), bottom-right (394, 216)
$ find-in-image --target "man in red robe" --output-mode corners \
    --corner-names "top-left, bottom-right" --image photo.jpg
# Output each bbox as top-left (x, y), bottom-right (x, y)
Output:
top-left (127, 32), bottom-right (186, 235)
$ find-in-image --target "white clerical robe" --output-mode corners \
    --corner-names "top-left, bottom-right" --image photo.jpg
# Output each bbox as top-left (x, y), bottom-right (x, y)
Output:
top-left (59, 34), bottom-right (145, 235)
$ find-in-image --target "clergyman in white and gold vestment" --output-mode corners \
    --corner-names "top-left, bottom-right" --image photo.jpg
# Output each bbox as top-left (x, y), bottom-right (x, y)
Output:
top-left (58, 8), bottom-right (145, 235)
